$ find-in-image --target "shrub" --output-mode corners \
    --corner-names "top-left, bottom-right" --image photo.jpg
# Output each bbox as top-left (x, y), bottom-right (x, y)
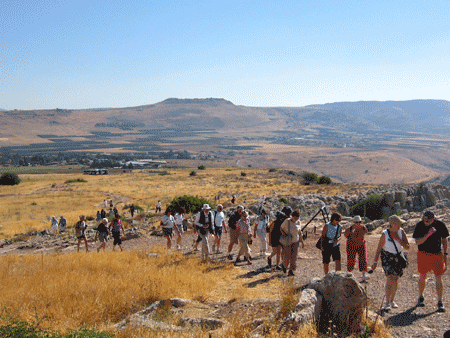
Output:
top-left (158, 171), bottom-right (170, 176)
top-left (288, 170), bottom-right (296, 176)
top-left (350, 194), bottom-right (386, 221)
top-left (0, 172), bottom-right (21, 185)
top-left (318, 175), bottom-right (333, 185)
top-left (225, 169), bottom-right (232, 171)
top-left (123, 204), bottom-right (144, 211)
top-left (189, 170), bottom-right (197, 176)
top-left (269, 168), bottom-right (277, 172)
top-left (240, 172), bottom-right (247, 177)
top-left (197, 165), bottom-right (206, 170)
top-left (302, 172), bottom-right (318, 185)
top-left (85, 216), bottom-right (94, 221)
top-left (279, 197), bottom-right (288, 204)
top-left (65, 178), bottom-right (87, 183)
top-left (167, 195), bottom-right (213, 214)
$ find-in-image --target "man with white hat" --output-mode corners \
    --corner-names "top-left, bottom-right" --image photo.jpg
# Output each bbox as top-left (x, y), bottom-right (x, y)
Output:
top-left (194, 204), bottom-right (215, 261)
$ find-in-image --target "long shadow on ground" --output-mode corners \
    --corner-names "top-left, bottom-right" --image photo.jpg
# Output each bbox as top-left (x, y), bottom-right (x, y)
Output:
top-left (385, 306), bottom-right (436, 327)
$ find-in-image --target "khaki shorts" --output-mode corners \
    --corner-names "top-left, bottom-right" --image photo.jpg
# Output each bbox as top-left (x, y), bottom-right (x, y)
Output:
top-left (229, 228), bottom-right (238, 245)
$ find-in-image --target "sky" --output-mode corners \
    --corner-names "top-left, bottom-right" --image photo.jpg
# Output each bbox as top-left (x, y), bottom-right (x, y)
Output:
top-left (1, 0), bottom-right (449, 110)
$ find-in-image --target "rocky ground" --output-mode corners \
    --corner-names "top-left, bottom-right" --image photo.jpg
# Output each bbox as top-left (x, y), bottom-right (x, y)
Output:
top-left (2, 211), bottom-right (450, 338)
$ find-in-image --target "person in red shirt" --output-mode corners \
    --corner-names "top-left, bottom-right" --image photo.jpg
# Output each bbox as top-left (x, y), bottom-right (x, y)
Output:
top-left (344, 215), bottom-right (369, 281)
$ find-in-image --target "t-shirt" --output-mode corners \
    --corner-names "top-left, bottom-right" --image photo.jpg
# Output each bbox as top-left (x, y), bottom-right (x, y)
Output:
top-left (256, 215), bottom-right (269, 232)
top-left (325, 222), bottom-right (341, 247)
top-left (413, 219), bottom-right (449, 254)
top-left (75, 221), bottom-right (86, 237)
top-left (228, 212), bottom-right (240, 230)
top-left (161, 215), bottom-right (175, 228)
top-left (97, 222), bottom-right (108, 233)
top-left (214, 211), bottom-right (225, 227)
top-left (344, 225), bottom-right (367, 247)
top-left (174, 213), bottom-right (183, 226)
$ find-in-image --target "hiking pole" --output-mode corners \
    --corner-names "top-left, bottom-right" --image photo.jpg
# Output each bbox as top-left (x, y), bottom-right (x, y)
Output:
top-left (301, 206), bottom-right (329, 239)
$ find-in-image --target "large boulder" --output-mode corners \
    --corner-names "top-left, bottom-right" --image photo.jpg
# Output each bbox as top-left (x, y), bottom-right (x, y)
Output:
top-left (305, 272), bottom-right (366, 334)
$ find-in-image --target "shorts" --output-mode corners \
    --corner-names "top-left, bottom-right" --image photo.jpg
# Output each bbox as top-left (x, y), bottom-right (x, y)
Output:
top-left (98, 232), bottom-right (108, 242)
top-left (163, 227), bottom-right (173, 237)
top-left (214, 226), bottom-right (223, 236)
top-left (417, 251), bottom-right (445, 275)
top-left (77, 235), bottom-right (86, 240)
top-left (381, 250), bottom-right (404, 276)
top-left (322, 244), bottom-right (341, 264)
top-left (112, 231), bottom-right (122, 245)
top-left (174, 225), bottom-right (183, 234)
top-left (229, 228), bottom-right (238, 245)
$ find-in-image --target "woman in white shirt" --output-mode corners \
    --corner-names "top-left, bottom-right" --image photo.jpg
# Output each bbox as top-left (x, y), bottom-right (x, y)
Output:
top-left (371, 215), bottom-right (410, 312)
top-left (174, 208), bottom-right (185, 250)
top-left (253, 209), bottom-right (270, 257)
top-left (161, 209), bottom-right (175, 249)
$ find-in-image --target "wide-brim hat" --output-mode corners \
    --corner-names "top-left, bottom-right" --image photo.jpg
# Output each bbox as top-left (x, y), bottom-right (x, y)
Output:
top-left (388, 215), bottom-right (405, 227)
top-left (353, 215), bottom-right (362, 222)
top-left (202, 204), bottom-right (211, 210)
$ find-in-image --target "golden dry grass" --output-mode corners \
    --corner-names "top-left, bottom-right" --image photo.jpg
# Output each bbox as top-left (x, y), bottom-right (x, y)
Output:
top-left (0, 168), bottom-right (366, 238)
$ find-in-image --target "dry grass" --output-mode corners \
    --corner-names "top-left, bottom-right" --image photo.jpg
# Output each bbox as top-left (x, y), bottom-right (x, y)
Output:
top-left (0, 168), bottom-right (367, 238)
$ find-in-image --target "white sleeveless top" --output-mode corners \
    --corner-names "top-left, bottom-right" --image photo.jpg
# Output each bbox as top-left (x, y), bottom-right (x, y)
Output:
top-left (383, 229), bottom-right (404, 254)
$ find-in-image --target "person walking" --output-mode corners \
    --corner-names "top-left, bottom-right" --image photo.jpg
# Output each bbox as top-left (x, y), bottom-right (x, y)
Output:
top-left (130, 204), bottom-right (135, 218)
top-left (59, 215), bottom-right (67, 233)
top-left (253, 209), bottom-right (270, 257)
top-left (227, 205), bottom-right (244, 260)
top-left (344, 215), bottom-right (370, 281)
top-left (413, 210), bottom-right (449, 312)
top-left (95, 218), bottom-right (109, 252)
top-left (195, 204), bottom-right (214, 261)
top-left (371, 215), bottom-right (409, 312)
top-left (321, 212), bottom-right (343, 274)
top-left (212, 204), bottom-right (226, 254)
top-left (75, 215), bottom-right (89, 252)
top-left (174, 207), bottom-right (185, 250)
top-left (280, 210), bottom-right (305, 276)
top-left (267, 207), bottom-right (291, 270)
top-left (235, 211), bottom-right (252, 265)
top-left (109, 214), bottom-right (124, 251)
top-left (161, 209), bottom-right (175, 249)
top-left (96, 210), bottom-right (101, 222)
top-left (50, 216), bottom-right (58, 235)
top-left (156, 200), bottom-right (162, 213)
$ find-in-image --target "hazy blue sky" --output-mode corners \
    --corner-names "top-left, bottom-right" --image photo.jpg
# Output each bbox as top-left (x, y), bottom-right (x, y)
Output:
top-left (1, 0), bottom-right (449, 110)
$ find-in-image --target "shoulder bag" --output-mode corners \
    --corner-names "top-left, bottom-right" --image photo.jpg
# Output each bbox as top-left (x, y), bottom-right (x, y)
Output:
top-left (279, 220), bottom-right (293, 246)
top-left (388, 230), bottom-right (408, 269)
top-left (316, 224), bottom-right (340, 250)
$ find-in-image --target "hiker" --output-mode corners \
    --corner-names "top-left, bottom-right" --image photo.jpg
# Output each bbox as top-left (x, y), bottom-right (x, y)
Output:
top-left (371, 215), bottom-right (409, 312)
top-left (321, 212), bottom-right (342, 274)
top-left (227, 205), bottom-right (244, 260)
top-left (156, 200), bottom-right (162, 213)
top-left (253, 209), bottom-right (269, 257)
top-left (344, 215), bottom-right (370, 281)
top-left (130, 204), bottom-right (135, 217)
top-left (96, 210), bottom-right (101, 222)
top-left (95, 218), bottom-right (109, 252)
top-left (109, 200), bottom-right (114, 208)
top-left (103, 199), bottom-right (108, 208)
top-left (413, 210), bottom-right (448, 312)
top-left (113, 206), bottom-right (119, 218)
top-left (109, 214), bottom-right (124, 251)
top-left (161, 209), bottom-right (175, 249)
top-left (174, 207), bottom-right (185, 250)
top-left (231, 195), bottom-right (236, 204)
top-left (108, 208), bottom-right (114, 218)
top-left (212, 204), bottom-right (226, 254)
top-left (235, 211), bottom-right (252, 265)
top-left (75, 215), bottom-right (89, 252)
top-left (267, 207), bottom-right (291, 270)
top-left (50, 216), bottom-right (58, 235)
top-left (59, 216), bottom-right (67, 233)
top-left (280, 210), bottom-right (304, 276)
top-left (100, 209), bottom-right (106, 219)
top-left (195, 204), bottom-right (214, 261)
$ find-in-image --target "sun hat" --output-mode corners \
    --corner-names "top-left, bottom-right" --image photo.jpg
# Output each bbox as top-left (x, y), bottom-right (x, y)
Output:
top-left (202, 204), bottom-right (211, 210)
top-left (102, 218), bottom-right (108, 223)
top-left (241, 211), bottom-right (249, 217)
top-left (388, 215), bottom-right (405, 227)
top-left (353, 215), bottom-right (362, 222)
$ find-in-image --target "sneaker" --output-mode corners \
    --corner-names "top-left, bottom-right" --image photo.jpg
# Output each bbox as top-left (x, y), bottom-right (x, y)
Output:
top-left (362, 272), bottom-right (370, 281)
top-left (391, 302), bottom-right (398, 309)
top-left (281, 264), bottom-right (286, 273)
top-left (247, 260), bottom-right (252, 265)
top-left (417, 296), bottom-right (425, 307)
top-left (227, 254), bottom-right (233, 260)
top-left (176, 245), bottom-right (181, 250)
top-left (383, 303), bottom-right (391, 312)
top-left (275, 265), bottom-right (282, 271)
top-left (235, 258), bottom-right (241, 264)
top-left (288, 270), bottom-right (295, 277)
top-left (438, 301), bottom-right (446, 312)
top-left (267, 257), bottom-right (272, 268)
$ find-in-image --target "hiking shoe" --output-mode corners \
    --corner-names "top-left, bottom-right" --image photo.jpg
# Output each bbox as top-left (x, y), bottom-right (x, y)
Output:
top-left (417, 296), bottom-right (425, 307)
top-left (227, 254), bottom-right (233, 260)
top-left (391, 302), bottom-right (398, 309)
top-left (234, 258), bottom-right (241, 264)
top-left (267, 257), bottom-right (272, 268)
top-left (247, 260), bottom-right (252, 265)
top-left (383, 303), bottom-right (391, 312)
top-left (288, 270), bottom-right (295, 277)
top-left (281, 264), bottom-right (286, 273)
top-left (438, 301), bottom-right (446, 312)
top-left (176, 245), bottom-right (181, 250)
top-left (275, 265), bottom-right (282, 270)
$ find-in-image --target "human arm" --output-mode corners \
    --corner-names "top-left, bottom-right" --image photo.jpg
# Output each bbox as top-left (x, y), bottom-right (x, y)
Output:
top-left (371, 233), bottom-right (386, 270)
top-left (344, 225), bottom-right (352, 238)
top-left (414, 226), bottom-right (437, 246)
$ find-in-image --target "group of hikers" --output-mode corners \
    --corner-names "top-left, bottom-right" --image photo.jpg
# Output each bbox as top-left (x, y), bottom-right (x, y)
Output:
top-left (161, 204), bottom-right (449, 314)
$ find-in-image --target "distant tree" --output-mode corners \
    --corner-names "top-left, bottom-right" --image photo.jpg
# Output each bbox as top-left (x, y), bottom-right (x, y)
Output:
top-left (0, 172), bottom-right (21, 185)
top-left (197, 164), bottom-right (206, 170)
top-left (189, 170), bottom-right (197, 176)
top-left (302, 172), bottom-right (318, 185)
top-left (318, 175), bottom-right (333, 185)
top-left (167, 195), bottom-right (213, 214)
